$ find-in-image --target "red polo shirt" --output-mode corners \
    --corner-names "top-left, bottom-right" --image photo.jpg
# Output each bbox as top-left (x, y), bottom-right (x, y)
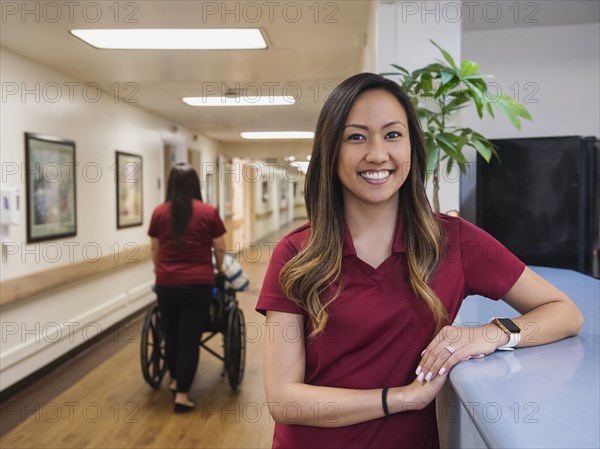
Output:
top-left (148, 200), bottom-right (226, 286)
top-left (256, 211), bottom-right (525, 449)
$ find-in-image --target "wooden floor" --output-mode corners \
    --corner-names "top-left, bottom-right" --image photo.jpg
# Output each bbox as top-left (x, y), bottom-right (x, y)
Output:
top-left (0, 221), bottom-right (304, 449)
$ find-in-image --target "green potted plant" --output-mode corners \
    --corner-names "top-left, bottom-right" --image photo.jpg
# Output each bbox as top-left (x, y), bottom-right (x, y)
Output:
top-left (383, 40), bottom-right (532, 213)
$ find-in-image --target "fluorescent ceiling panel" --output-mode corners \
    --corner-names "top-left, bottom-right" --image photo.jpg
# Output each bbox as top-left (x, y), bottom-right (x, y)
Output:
top-left (183, 96), bottom-right (295, 106)
top-left (241, 132), bottom-right (314, 139)
top-left (70, 29), bottom-right (267, 50)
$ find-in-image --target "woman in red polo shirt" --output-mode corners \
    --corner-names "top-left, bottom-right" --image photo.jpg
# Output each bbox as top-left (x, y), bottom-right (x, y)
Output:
top-left (256, 73), bottom-right (583, 448)
top-left (148, 163), bottom-right (226, 414)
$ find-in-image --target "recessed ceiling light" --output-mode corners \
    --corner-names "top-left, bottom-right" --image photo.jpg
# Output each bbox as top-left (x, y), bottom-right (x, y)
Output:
top-left (183, 96), bottom-right (294, 106)
top-left (70, 29), bottom-right (267, 50)
top-left (241, 132), bottom-right (314, 139)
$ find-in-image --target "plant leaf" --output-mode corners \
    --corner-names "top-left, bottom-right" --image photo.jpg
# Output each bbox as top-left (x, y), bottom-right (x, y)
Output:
top-left (435, 75), bottom-right (460, 99)
top-left (430, 39), bottom-right (458, 71)
top-left (460, 59), bottom-right (479, 77)
top-left (494, 95), bottom-right (532, 129)
top-left (421, 72), bottom-right (433, 94)
top-left (425, 135), bottom-right (440, 176)
top-left (462, 79), bottom-right (485, 118)
top-left (390, 64), bottom-right (410, 75)
top-left (435, 133), bottom-right (456, 156)
top-left (440, 71), bottom-right (454, 85)
top-left (445, 90), bottom-right (471, 112)
top-left (470, 139), bottom-right (492, 162)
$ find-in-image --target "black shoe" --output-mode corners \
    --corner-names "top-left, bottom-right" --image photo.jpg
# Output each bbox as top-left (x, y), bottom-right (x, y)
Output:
top-left (174, 402), bottom-right (195, 414)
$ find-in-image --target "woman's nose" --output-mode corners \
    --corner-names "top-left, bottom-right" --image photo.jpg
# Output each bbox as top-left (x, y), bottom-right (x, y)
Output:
top-left (365, 139), bottom-right (389, 164)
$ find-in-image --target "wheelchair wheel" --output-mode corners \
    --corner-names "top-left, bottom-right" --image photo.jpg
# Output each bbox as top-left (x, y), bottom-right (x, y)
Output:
top-left (224, 304), bottom-right (246, 390)
top-left (140, 304), bottom-right (167, 389)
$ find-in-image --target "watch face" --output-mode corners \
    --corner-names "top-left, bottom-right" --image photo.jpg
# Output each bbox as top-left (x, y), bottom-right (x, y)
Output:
top-left (497, 318), bottom-right (521, 333)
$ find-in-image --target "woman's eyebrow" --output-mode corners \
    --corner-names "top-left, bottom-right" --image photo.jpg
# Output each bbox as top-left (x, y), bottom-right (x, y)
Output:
top-left (344, 121), bottom-right (407, 130)
top-left (344, 123), bottom-right (368, 130)
top-left (383, 120), bottom-right (407, 130)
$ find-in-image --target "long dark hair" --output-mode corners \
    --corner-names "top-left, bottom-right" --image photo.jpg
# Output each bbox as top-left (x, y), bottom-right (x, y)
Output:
top-left (280, 73), bottom-right (446, 337)
top-left (166, 163), bottom-right (203, 245)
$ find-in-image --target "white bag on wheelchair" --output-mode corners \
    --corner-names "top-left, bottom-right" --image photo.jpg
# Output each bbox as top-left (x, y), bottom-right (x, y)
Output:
top-left (212, 252), bottom-right (249, 291)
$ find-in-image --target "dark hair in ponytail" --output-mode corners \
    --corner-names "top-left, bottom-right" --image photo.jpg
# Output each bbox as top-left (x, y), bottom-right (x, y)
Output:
top-left (166, 163), bottom-right (202, 245)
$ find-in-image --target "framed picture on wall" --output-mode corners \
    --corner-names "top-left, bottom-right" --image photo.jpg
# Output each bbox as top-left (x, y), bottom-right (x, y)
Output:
top-left (25, 132), bottom-right (77, 243)
top-left (116, 151), bottom-right (143, 228)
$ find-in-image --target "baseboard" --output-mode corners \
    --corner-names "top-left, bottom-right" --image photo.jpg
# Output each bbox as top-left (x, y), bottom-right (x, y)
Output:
top-left (0, 304), bottom-right (153, 403)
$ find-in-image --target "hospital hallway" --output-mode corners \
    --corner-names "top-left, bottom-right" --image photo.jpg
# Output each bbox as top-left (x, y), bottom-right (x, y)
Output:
top-left (0, 220), bottom-right (304, 449)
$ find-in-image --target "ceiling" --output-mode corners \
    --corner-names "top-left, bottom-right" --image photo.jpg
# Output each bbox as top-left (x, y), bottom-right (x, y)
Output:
top-left (0, 0), bottom-right (371, 149)
top-left (2, 0), bottom-right (598, 157)
top-left (462, 0), bottom-right (599, 31)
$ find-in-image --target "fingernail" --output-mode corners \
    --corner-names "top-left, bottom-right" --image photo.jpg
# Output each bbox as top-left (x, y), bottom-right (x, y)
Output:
top-left (415, 366), bottom-right (422, 376)
top-left (425, 372), bottom-right (433, 382)
top-left (418, 372), bottom-right (424, 382)
top-left (476, 354), bottom-right (485, 358)
top-left (438, 367), bottom-right (446, 375)
top-left (421, 350), bottom-right (426, 356)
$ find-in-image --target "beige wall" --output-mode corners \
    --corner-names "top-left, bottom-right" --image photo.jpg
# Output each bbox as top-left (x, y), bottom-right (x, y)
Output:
top-left (0, 48), bottom-right (220, 391)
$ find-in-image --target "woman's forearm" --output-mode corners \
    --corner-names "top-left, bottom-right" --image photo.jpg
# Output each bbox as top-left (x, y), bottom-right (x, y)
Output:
top-left (150, 238), bottom-right (159, 271)
top-left (213, 235), bottom-right (226, 273)
top-left (264, 310), bottom-right (447, 428)
top-left (266, 377), bottom-right (443, 427)
top-left (503, 267), bottom-right (584, 347)
top-left (513, 299), bottom-right (584, 347)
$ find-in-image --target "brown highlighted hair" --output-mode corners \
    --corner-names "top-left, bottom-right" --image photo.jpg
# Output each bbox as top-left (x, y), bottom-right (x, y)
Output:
top-left (279, 73), bottom-right (447, 337)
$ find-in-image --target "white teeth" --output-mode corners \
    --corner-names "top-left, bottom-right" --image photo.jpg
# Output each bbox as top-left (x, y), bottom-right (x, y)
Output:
top-left (360, 170), bottom-right (390, 180)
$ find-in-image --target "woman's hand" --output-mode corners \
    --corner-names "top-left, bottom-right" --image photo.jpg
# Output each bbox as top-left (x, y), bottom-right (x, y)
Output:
top-left (416, 324), bottom-right (509, 383)
top-left (401, 370), bottom-right (448, 411)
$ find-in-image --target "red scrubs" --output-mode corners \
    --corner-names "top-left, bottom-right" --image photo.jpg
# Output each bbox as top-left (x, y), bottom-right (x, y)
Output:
top-left (148, 200), bottom-right (226, 286)
top-left (256, 211), bottom-right (525, 449)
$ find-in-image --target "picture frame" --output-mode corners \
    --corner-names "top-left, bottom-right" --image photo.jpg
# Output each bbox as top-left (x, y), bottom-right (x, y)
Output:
top-left (116, 151), bottom-right (143, 229)
top-left (25, 132), bottom-right (77, 243)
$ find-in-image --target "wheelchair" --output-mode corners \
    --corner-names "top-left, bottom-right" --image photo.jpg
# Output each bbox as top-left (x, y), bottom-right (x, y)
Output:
top-left (140, 274), bottom-right (246, 391)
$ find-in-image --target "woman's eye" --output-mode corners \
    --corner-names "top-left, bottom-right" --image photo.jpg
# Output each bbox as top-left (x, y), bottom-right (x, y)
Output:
top-left (348, 134), bottom-right (366, 141)
top-left (386, 131), bottom-right (401, 139)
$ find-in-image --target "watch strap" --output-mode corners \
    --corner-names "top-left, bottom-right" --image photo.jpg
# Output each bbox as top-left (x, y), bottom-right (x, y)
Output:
top-left (489, 317), bottom-right (521, 351)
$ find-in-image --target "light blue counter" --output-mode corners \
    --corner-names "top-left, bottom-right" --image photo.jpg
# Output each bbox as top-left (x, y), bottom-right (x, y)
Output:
top-left (437, 266), bottom-right (600, 449)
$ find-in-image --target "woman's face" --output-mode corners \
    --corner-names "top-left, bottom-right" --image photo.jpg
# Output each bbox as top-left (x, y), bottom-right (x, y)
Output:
top-left (337, 89), bottom-right (411, 209)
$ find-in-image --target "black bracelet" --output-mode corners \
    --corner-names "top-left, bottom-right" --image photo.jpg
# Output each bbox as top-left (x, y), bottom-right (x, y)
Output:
top-left (381, 386), bottom-right (391, 418)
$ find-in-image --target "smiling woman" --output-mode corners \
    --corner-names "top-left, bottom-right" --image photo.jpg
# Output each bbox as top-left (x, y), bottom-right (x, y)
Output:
top-left (338, 89), bottom-right (411, 212)
top-left (255, 72), bottom-right (583, 449)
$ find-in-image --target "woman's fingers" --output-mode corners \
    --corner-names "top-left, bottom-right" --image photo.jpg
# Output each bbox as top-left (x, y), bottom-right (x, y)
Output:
top-left (417, 325), bottom-right (493, 383)
top-left (419, 344), bottom-right (461, 382)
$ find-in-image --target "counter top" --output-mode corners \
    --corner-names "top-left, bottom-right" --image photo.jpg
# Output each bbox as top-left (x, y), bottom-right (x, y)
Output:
top-left (449, 266), bottom-right (599, 449)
